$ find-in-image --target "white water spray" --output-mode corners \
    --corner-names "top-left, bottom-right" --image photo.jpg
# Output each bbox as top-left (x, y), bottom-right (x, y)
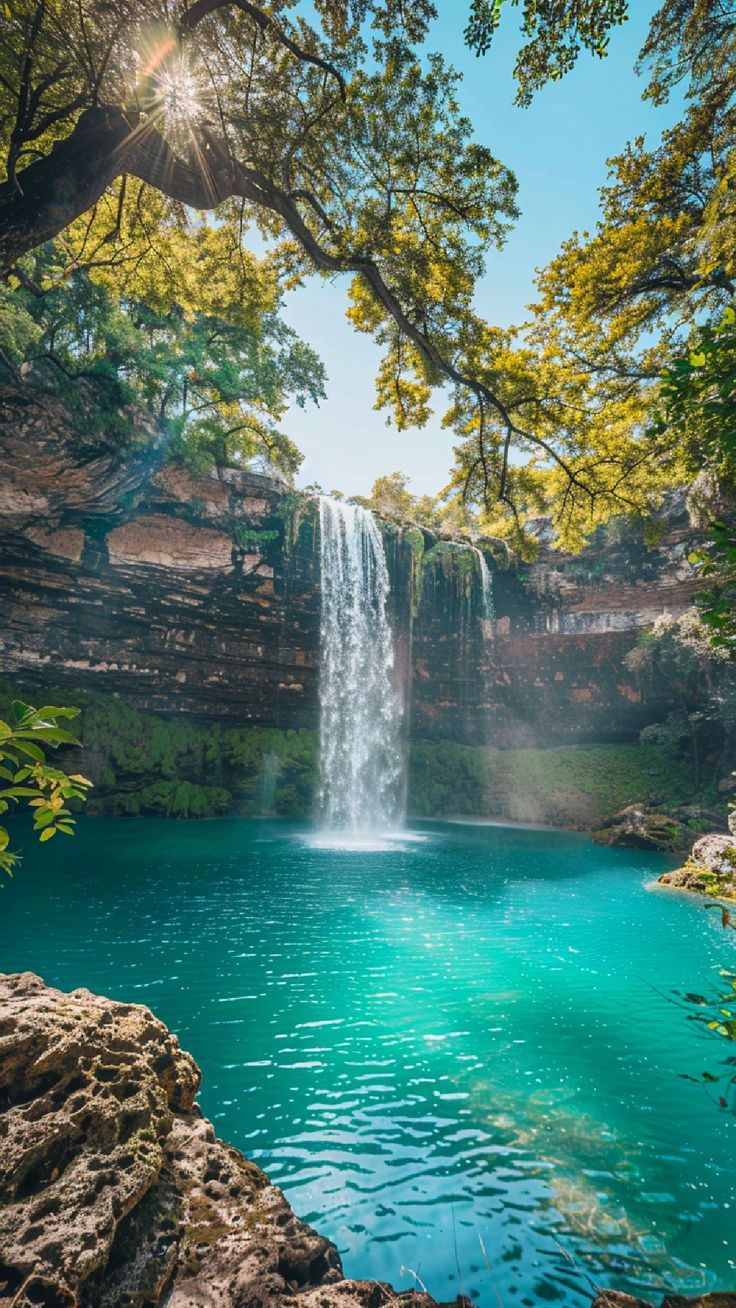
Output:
top-left (317, 498), bottom-right (404, 832)
top-left (474, 547), bottom-right (494, 625)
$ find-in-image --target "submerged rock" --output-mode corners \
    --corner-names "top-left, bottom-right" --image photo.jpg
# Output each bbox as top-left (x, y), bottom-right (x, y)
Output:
top-left (0, 973), bottom-right (458, 1308)
top-left (591, 805), bottom-right (688, 852)
top-left (591, 1294), bottom-right (736, 1307)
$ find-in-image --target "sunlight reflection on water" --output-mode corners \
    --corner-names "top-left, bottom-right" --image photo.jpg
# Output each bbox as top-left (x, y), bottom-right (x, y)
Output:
top-left (3, 816), bottom-right (736, 1307)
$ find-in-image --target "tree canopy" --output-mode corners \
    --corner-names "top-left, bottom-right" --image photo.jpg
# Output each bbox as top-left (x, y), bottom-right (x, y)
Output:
top-left (0, 237), bottom-right (325, 477)
top-left (0, 2), bottom-right (733, 542)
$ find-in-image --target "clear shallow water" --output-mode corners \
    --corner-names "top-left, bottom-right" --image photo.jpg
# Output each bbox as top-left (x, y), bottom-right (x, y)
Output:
top-left (3, 817), bottom-right (736, 1306)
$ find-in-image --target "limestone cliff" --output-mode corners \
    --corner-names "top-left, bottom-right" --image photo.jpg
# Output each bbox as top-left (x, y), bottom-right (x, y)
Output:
top-left (0, 385), bottom-right (707, 758)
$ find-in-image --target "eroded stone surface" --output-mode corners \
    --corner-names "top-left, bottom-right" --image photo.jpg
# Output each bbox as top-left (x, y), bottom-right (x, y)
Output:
top-left (106, 514), bottom-right (233, 571)
top-left (591, 805), bottom-right (688, 852)
top-left (0, 973), bottom-right (458, 1308)
top-left (691, 834), bottom-right (736, 876)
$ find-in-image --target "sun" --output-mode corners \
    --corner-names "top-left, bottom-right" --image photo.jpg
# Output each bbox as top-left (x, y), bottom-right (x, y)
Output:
top-left (155, 54), bottom-right (203, 127)
top-left (136, 30), bottom-right (206, 143)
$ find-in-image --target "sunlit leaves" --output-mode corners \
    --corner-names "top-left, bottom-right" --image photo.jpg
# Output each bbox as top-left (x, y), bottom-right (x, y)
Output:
top-left (464, 0), bottom-right (629, 105)
top-left (0, 701), bottom-right (93, 880)
top-left (3, 236), bottom-right (325, 480)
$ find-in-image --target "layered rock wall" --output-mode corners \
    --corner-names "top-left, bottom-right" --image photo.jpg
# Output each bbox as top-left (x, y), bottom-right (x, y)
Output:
top-left (0, 386), bottom-right (704, 751)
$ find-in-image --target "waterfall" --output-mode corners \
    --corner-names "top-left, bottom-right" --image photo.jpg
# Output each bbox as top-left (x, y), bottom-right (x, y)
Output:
top-left (474, 547), bottom-right (494, 625)
top-left (317, 497), bottom-right (404, 832)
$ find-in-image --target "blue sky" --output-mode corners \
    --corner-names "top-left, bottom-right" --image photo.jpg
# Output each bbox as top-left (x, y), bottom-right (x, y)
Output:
top-left (279, 3), bottom-right (678, 498)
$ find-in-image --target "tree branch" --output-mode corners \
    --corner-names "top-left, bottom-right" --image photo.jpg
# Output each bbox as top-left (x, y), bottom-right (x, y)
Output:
top-left (179, 0), bottom-right (346, 98)
top-left (0, 105), bottom-right (580, 505)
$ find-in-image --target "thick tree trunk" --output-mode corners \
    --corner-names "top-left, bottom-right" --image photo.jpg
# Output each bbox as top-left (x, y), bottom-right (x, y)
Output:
top-left (0, 106), bottom-right (232, 274)
top-left (0, 109), bottom-right (124, 271)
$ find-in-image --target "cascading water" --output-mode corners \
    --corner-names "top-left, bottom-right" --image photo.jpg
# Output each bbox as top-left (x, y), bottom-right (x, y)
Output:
top-left (317, 497), bottom-right (404, 832)
top-left (474, 546), bottom-right (494, 625)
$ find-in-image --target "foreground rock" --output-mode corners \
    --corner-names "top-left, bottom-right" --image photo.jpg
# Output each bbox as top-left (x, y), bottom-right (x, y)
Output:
top-left (658, 829), bottom-right (736, 899)
top-left (592, 805), bottom-right (688, 852)
top-left (2, 974), bottom-right (735, 1308)
top-left (657, 794), bottom-right (736, 898)
top-left (0, 973), bottom-right (453, 1308)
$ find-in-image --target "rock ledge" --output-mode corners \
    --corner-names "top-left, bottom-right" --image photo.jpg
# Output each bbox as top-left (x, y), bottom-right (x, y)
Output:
top-left (0, 973), bottom-right (451, 1308)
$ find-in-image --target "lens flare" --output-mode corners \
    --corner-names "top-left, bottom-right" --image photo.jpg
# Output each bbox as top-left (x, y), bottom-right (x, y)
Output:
top-left (156, 55), bottom-right (203, 126)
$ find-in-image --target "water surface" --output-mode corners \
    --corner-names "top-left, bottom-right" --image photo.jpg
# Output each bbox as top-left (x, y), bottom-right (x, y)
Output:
top-left (3, 817), bottom-right (735, 1306)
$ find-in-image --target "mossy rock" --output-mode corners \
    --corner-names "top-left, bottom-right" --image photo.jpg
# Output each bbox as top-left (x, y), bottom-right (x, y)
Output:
top-left (592, 805), bottom-right (689, 852)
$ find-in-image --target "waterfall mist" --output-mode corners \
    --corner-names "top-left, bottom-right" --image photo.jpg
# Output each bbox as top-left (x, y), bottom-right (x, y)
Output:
top-left (317, 497), bottom-right (404, 832)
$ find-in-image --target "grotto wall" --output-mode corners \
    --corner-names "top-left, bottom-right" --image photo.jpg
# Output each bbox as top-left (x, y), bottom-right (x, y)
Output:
top-left (0, 385), bottom-right (706, 747)
top-left (410, 494), bottom-right (703, 749)
top-left (0, 385), bottom-right (704, 755)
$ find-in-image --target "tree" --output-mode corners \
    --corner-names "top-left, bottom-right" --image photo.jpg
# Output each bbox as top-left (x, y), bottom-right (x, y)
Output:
top-left (0, 3), bottom-right (731, 539)
top-left (0, 239), bottom-right (325, 478)
top-left (652, 306), bottom-right (736, 651)
top-left (0, 0), bottom-right (656, 532)
top-left (0, 700), bottom-right (92, 880)
top-left (452, 0), bottom-right (735, 545)
top-left (464, 0), bottom-right (629, 104)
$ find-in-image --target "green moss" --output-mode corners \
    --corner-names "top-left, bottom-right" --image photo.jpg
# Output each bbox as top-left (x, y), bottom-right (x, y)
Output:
top-left (279, 490), bottom-right (318, 554)
top-left (0, 678), bottom-right (318, 821)
top-left (403, 527), bottom-right (426, 616)
top-left (228, 522), bottom-right (279, 550)
top-left (408, 739), bottom-right (710, 827)
top-left (421, 541), bottom-right (478, 612)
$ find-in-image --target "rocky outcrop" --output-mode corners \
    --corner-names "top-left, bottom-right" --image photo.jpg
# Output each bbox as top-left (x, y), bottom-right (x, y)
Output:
top-left (591, 805), bottom-right (689, 852)
top-left (0, 413), bottom-right (321, 726)
top-left (689, 833), bottom-right (736, 876)
top-left (0, 973), bottom-right (457, 1308)
top-left (658, 822), bottom-right (736, 899)
top-left (0, 384), bottom-right (157, 534)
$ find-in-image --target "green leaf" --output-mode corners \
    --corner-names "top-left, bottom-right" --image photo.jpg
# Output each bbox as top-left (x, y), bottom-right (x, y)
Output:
top-left (16, 727), bottom-right (79, 746)
top-left (33, 811), bottom-right (57, 829)
top-left (39, 827), bottom-right (56, 843)
top-left (0, 720), bottom-right (12, 740)
top-left (13, 740), bottom-right (45, 762)
top-left (35, 706), bottom-right (81, 720)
